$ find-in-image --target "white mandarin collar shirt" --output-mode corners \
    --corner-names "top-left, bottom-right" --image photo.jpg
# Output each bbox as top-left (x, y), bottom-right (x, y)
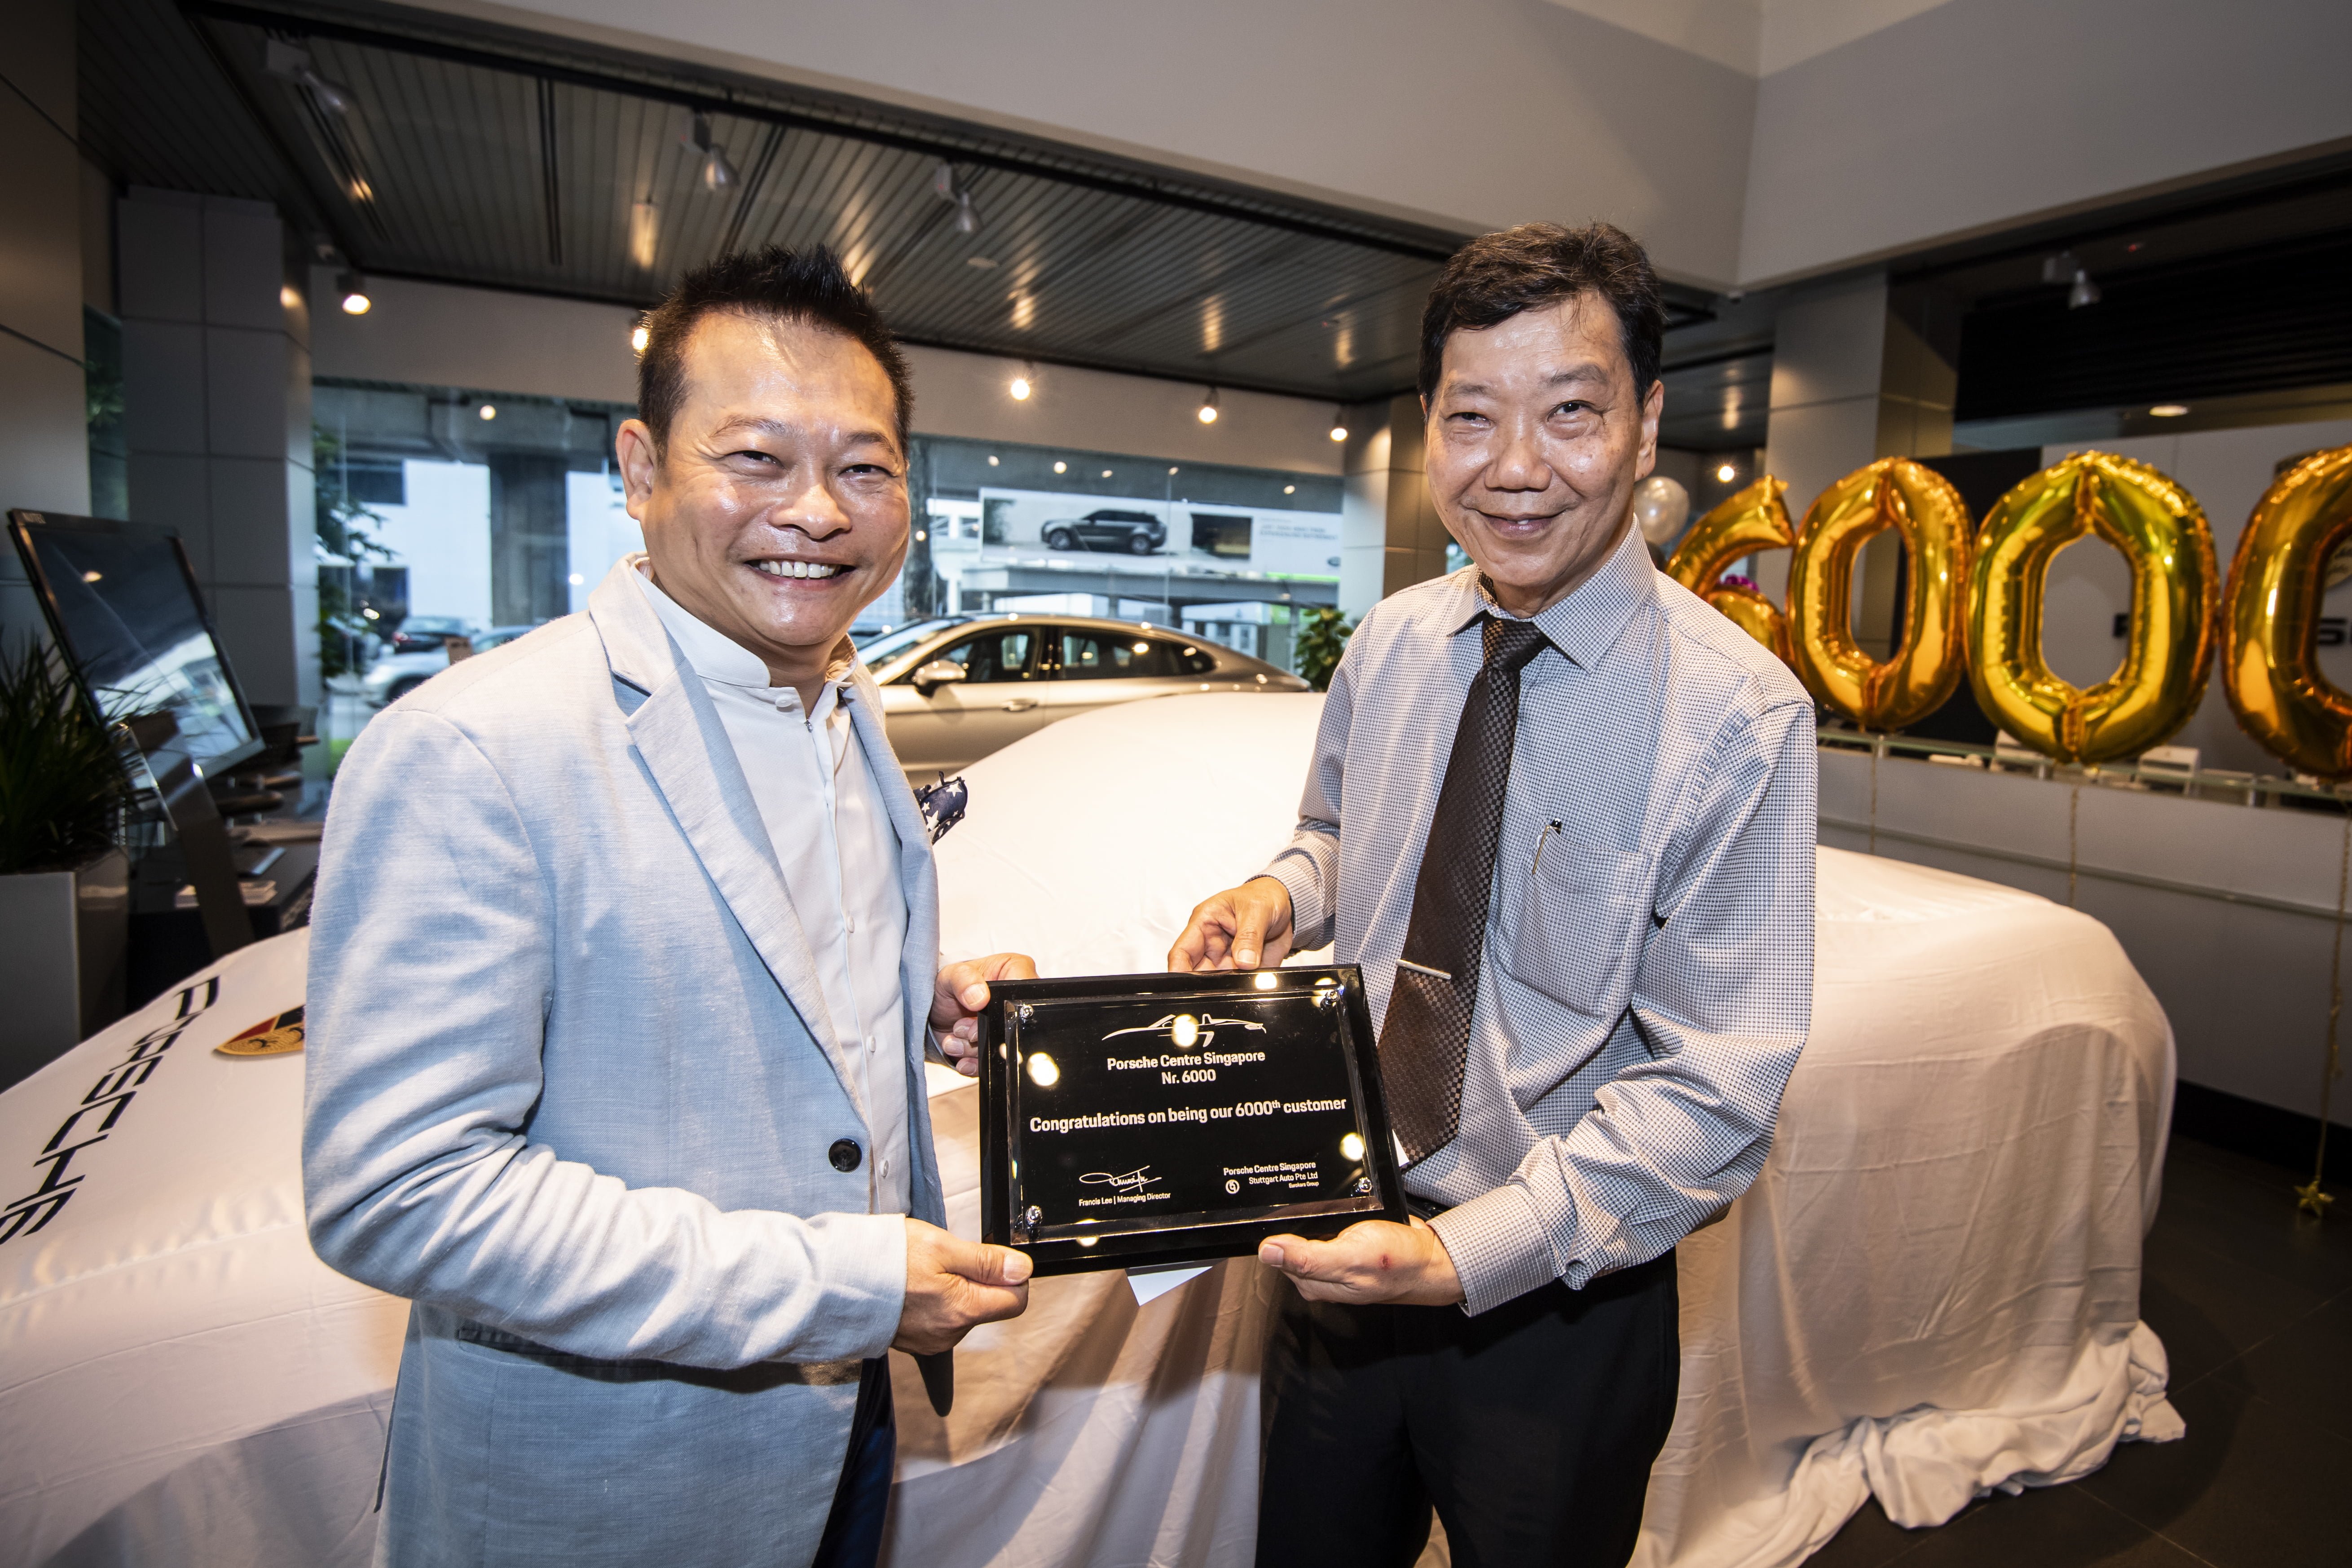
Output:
top-left (634, 560), bottom-right (912, 1214)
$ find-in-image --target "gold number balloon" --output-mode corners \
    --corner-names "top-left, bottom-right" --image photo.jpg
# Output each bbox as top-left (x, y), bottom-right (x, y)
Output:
top-left (1784, 458), bottom-right (1973, 731)
top-left (1664, 476), bottom-right (1796, 663)
top-left (2221, 445), bottom-right (2352, 778)
top-left (1967, 450), bottom-right (2216, 765)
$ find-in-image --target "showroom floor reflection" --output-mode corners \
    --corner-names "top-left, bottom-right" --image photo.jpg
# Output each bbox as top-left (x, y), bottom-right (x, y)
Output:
top-left (1810, 1134), bottom-right (2352, 1568)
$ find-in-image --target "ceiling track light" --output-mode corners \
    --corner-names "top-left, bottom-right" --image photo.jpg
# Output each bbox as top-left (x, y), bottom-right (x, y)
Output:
top-left (335, 270), bottom-right (370, 315)
top-left (2041, 251), bottom-right (2079, 285)
top-left (2067, 267), bottom-right (2101, 309)
top-left (1198, 387), bottom-right (1220, 425)
top-left (933, 161), bottom-right (981, 237)
top-left (1009, 362), bottom-right (1034, 401)
top-left (687, 113), bottom-right (737, 193)
top-left (1328, 405), bottom-right (1349, 443)
top-left (265, 41), bottom-right (353, 116)
top-left (630, 317), bottom-right (650, 356)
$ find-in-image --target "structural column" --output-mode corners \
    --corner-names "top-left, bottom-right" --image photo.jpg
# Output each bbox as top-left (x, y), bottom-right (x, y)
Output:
top-left (0, 0), bottom-right (92, 636)
top-left (1761, 272), bottom-right (1957, 658)
top-left (1337, 394), bottom-right (1452, 621)
top-left (118, 188), bottom-right (319, 706)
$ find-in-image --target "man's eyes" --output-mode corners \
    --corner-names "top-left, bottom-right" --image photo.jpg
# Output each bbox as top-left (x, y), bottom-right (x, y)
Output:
top-left (1551, 401), bottom-right (1594, 418)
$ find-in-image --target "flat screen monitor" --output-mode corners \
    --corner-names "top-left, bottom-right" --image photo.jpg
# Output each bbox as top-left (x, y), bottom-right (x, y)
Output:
top-left (8, 511), bottom-right (262, 776)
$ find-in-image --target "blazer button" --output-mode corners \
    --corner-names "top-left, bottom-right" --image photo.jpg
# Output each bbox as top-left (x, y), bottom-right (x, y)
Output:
top-left (828, 1138), bottom-right (863, 1173)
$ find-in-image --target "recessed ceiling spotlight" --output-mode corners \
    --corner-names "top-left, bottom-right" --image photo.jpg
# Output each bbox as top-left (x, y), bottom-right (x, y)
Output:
top-left (2149, 404), bottom-right (2190, 418)
top-left (336, 270), bottom-right (370, 315)
top-left (1716, 462), bottom-right (1738, 482)
top-left (1101, 469), bottom-right (1113, 478)
top-left (1009, 363), bottom-right (1034, 401)
top-left (478, 404), bottom-right (497, 421)
top-left (630, 321), bottom-right (649, 355)
top-left (1053, 461), bottom-right (1067, 474)
top-left (1283, 484), bottom-right (1295, 494)
top-left (987, 454), bottom-right (1000, 466)
top-left (1197, 387), bottom-right (1220, 425)
top-left (1329, 405), bottom-right (1349, 442)
top-left (1167, 466), bottom-right (1179, 475)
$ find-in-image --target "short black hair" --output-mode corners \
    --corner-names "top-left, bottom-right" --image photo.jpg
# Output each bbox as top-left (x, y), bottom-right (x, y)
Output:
top-left (1416, 222), bottom-right (1664, 408)
top-left (636, 245), bottom-right (913, 454)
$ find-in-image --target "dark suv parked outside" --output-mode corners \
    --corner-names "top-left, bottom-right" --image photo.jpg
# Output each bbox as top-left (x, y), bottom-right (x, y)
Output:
top-left (1040, 508), bottom-right (1166, 555)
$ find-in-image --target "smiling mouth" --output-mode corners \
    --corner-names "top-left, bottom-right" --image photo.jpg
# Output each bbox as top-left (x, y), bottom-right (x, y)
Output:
top-left (750, 559), bottom-right (849, 580)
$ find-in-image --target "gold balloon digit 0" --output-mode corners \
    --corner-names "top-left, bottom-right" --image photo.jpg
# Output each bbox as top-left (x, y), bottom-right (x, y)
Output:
top-left (2221, 445), bottom-right (2352, 778)
top-left (1967, 450), bottom-right (2216, 765)
top-left (1784, 458), bottom-right (1973, 731)
top-left (1665, 476), bottom-right (1796, 663)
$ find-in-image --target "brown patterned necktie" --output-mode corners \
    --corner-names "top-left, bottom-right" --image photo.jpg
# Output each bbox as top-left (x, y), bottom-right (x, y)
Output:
top-left (1379, 615), bottom-right (1550, 1165)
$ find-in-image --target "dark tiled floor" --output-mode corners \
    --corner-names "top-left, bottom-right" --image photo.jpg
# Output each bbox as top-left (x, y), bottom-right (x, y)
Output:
top-left (1808, 1135), bottom-right (2352, 1568)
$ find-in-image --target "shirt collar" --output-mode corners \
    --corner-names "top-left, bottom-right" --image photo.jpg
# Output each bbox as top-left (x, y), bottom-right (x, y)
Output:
top-left (1445, 522), bottom-right (1656, 669)
top-left (631, 555), bottom-right (858, 697)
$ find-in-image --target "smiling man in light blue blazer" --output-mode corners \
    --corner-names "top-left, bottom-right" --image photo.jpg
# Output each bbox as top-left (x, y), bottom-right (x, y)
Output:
top-left (304, 246), bottom-right (1034, 1568)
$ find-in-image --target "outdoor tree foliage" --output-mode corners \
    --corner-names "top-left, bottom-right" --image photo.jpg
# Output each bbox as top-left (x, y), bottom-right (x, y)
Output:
top-left (1295, 607), bottom-right (1355, 692)
top-left (313, 427), bottom-right (396, 679)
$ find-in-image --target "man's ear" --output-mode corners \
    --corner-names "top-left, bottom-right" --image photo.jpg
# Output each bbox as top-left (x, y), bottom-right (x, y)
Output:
top-left (615, 419), bottom-right (661, 519)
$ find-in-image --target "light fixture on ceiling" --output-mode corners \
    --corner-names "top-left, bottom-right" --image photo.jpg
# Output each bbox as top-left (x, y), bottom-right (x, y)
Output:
top-left (478, 404), bottom-right (497, 421)
top-left (2067, 268), bottom-right (2101, 309)
top-left (1009, 363), bottom-right (1034, 401)
top-left (965, 255), bottom-right (999, 269)
top-left (1101, 469), bottom-right (1113, 478)
top-left (2041, 251), bottom-right (2079, 285)
top-left (987, 454), bottom-right (1000, 466)
top-left (2149, 403), bottom-right (2190, 418)
top-left (1715, 462), bottom-right (1738, 483)
top-left (688, 114), bottom-right (737, 193)
top-left (1053, 461), bottom-right (1067, 474)
top-left (630, 320), bottom-right (650, 355)
top-left (1283, 484), bottom-right (1295, 494)
top-left (933, 162), bottom-right (980, 236)
top-left (1329, 406), bottom-right (1349, 442)
top-left (264, 40), bottom-right (353, 116)
top-left (1197, 388), bottom-right (1220, 425)
top-left (629, 201), bottom-right (660, 270)
top-left (336, 271), bottom-right (370, 315)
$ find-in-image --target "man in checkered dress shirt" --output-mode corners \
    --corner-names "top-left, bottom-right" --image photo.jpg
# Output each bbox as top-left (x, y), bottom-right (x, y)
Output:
top-left (1172, 223), bottom-right (1815, 1568)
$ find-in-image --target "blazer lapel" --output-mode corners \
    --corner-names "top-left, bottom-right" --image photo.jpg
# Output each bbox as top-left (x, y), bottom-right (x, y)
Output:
top-left (587, 562), bottom-right (868, 1120)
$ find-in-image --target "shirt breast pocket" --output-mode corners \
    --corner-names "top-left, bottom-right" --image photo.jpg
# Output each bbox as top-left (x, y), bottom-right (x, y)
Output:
top-left (1503, 840), bottom-right (1655, 1017)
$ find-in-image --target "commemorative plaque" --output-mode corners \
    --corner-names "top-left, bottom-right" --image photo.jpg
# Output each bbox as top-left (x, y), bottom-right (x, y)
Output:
top-left (979, 966), bottom-right (1406, 1276)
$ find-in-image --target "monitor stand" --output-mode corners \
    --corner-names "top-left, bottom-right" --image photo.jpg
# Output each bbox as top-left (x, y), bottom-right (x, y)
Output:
top-left (150, 753), bottom-right (253, 959)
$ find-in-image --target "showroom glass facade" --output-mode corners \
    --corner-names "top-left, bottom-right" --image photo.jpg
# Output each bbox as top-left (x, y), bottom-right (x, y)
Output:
top-left (310, 381), bottom-right (1342, 758)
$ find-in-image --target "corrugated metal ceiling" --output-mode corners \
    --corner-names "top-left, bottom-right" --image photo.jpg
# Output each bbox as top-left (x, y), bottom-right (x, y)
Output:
top-left (78, 0), bottom-right (1715, 404)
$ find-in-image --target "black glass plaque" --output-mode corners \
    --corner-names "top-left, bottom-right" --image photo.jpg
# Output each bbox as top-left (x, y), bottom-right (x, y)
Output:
top-left (980, 966), bottom-right (1406, 1276)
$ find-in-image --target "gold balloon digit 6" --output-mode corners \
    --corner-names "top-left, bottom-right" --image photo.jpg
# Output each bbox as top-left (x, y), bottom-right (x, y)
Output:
top-left (1785, 458), bottom-right (1973, 731)
top-left (1664, 476), bottom-right (1796, 663)
top-left (2221, 446), bottom-right (2352, 779)
top-left (1967, 451), bottom-right (2216, 765)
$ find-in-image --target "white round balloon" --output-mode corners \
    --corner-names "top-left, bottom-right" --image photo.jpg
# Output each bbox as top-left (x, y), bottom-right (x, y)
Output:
top-left (1632, 475), bottom-right (1692, 549)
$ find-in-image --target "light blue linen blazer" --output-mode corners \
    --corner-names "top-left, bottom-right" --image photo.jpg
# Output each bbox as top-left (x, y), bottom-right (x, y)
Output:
top-left (304, 559), bottom-right (948, 1567)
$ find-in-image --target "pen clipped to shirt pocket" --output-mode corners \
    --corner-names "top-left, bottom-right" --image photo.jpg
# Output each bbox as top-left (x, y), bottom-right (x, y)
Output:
top-left (1504, 827), bottom-right (1655, 1017)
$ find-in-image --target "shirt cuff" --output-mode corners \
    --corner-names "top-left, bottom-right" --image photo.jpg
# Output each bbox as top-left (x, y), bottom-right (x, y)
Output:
top-left (1261, 851), bottom-right (1327, 952)
top-left (1427, 1184), bottom-right (1559, 1316)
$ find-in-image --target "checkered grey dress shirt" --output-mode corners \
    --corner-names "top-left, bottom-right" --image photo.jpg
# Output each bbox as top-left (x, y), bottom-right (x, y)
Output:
top-left (1264, 526), bottom-right (1817, 1315)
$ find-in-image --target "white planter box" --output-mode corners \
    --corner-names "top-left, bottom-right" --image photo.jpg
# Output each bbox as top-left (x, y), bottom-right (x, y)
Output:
top-left (0, 848), bottom-right (129, 1088)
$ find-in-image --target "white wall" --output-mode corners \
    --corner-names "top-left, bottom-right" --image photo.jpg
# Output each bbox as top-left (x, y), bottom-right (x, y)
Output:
top-left (426, 0), bottom-right (1759, 286)
top-left (1741, 0), bottom-right (2352, 285)
top-left (309, 269), bottom-right (1348, 475)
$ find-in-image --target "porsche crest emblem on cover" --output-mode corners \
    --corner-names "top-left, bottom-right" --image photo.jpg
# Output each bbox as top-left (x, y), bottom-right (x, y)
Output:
top-left (216, 1006), bottom-right (305, 1057)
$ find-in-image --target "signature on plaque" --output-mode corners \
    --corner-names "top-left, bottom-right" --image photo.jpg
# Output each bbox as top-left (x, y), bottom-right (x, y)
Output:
top-left (1080, 1166), bottom-right (1163, 1194)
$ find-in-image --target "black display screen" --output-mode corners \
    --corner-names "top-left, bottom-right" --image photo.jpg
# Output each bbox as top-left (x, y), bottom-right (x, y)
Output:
top-left (9, 514), bottom-right (258, 773)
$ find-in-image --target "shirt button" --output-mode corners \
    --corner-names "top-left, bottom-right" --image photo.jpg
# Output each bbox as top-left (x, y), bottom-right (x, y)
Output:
top-left (828, 1138), bottom-right (862, 1172)
top-left (880, 1157), bottom-right (891, 1178)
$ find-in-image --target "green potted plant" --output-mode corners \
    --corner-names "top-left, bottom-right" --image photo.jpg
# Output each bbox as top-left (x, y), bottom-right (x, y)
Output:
top-left (0, 640), bottom-right (136, 1086)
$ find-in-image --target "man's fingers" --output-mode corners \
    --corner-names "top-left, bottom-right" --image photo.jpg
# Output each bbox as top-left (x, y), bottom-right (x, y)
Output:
top-left (929, 1231), bottom-right (1034, 1286)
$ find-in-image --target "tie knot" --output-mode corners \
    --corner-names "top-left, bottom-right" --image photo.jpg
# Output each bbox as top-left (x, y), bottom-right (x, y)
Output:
top-left (1482, 616), bottom-right (1548, 673)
